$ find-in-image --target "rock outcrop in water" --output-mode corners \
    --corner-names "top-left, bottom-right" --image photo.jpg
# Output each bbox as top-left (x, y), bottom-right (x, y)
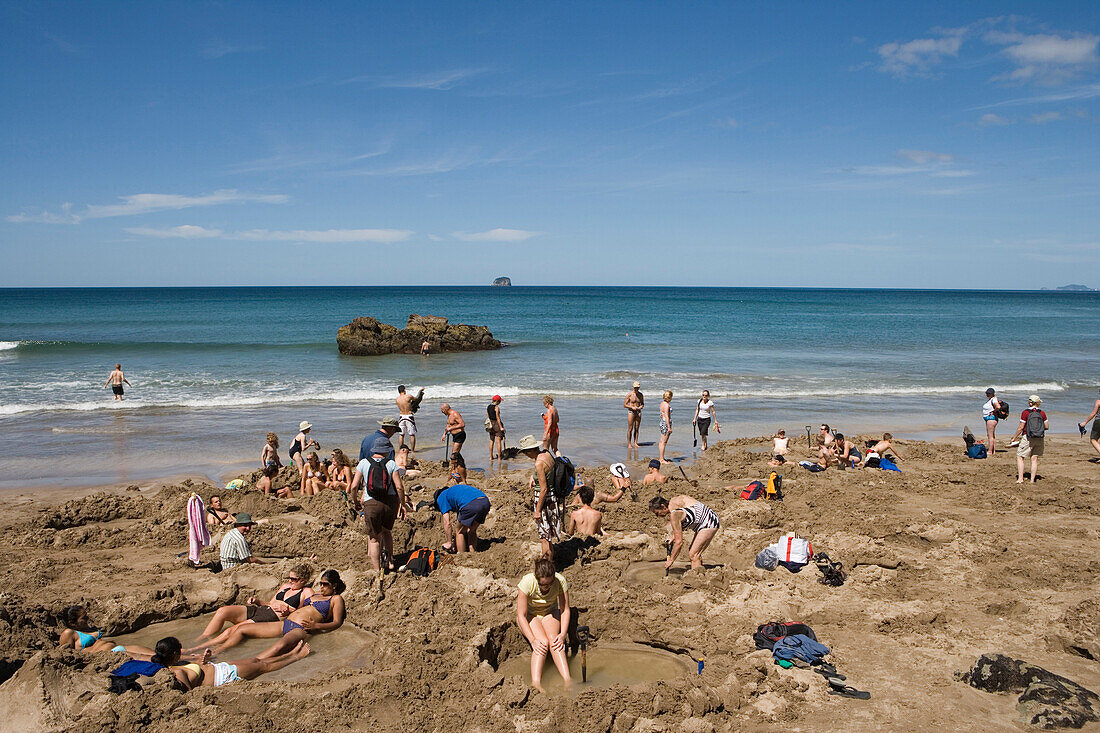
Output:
top-left (336, 314), bottom-right (502, 356)
top-left (491, 276), bottom-right (512, 286)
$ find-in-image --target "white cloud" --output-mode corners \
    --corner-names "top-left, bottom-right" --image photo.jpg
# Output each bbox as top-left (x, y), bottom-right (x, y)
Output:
top-left (986, 32), bottom-right (1099, 84)
top-left (1029, 111), bottom-right (1064, 124)
top-left (233, 229), bottom-right (412, 243)
top-left (977, 113), bottom-right (1012, 126)
top-left (877, 33), bottom-right (963, 76)
top-left (200, 42), bottom-right (264, 60)
top-left (427, 234), bottom-right (444, 242)
top-left (9, 190), bottom-right (288, 224)
top-left (340, 69), bottom-right (487, 90)
top-left (972, 82), bottom-right (1100, 109)
top-left (124, 225), bottom-right (224, 238)
top-left (452, 228), bottom-right (541, 243)
top-left (898, 149), bottom-right (954, 164)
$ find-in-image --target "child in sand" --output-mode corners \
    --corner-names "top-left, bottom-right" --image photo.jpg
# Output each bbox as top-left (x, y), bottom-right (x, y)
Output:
top-left (570, 464), bottom-right (631, 506)
top-left (768, 430), bottom-right (790, 466)
top-left (515, 557), bottom-right (571, 691)
top-left (261, 432), bottom-right (282, 470)
top-left (566, 485), bottom-right (604, 537)
top-left (860, 433), bottom-right (902, 467)
top-left (643, 458), bottom-right (667, 485)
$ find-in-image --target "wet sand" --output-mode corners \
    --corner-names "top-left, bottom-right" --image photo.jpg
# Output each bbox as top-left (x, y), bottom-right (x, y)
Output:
top-left (0, 434), bottom-right (1098, 731)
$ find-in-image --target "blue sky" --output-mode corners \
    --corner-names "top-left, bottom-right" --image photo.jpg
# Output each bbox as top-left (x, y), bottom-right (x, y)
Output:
top-left (2, 1), bottom-right (1098, 288)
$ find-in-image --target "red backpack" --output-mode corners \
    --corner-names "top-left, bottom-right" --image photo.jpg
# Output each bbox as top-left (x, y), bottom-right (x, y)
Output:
top-left (363, 455), bottom-right (393, 500)
top-left (741, 480), bottom-right (765, 500)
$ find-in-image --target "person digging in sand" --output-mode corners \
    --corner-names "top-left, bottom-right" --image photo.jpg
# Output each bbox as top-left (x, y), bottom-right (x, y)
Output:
top-left (767, 429), bottom-right (790, 466)
top-left (649, 494), bottom-right (720, 571)
top-left (155, 636), bottom-right (312, 689)
top-left (515, 556), bottom-right (572, 691)
top-left (570, 463), bottom-right (631, 506)
top-left (434, 483), bottom-right (490, 553)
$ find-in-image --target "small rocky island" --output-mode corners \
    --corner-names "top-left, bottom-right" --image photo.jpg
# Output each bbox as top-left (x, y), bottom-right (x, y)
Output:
top-left (337, 314), bottom-right (502, 356)
top-left (491, 276), bottom-right (512, 286)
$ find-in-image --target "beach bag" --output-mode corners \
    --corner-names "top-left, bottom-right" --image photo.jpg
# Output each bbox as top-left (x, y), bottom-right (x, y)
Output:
top-left (765, 472), bottom-right (783, 500)
top-left (363, 454), bottom-right (393, 500)
top-left (777, 535), bottom-right (813, 565)
top-left (740, 481), bottom-right (765, 500)
top-left (799, 461), bottom-right (825, 473)
top-left (754, 622), bottom-right (817, 650)
top-left (405, 547), bottom-right (440, 576)
top-left (967, 443), bottom-right (988, 459)
top-left (549, 455), bottom-right (575, 501)
top-left (1025, 409), bottom-right (1046, 439)
top-left (993, 401), bottom-right (1010, 420)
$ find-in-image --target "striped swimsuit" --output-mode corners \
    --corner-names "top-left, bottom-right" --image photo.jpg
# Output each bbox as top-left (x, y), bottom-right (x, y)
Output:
top-left (680, 502), bottom-right (720, 532)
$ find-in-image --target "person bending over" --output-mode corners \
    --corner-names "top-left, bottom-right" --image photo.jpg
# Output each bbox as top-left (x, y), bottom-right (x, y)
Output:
top-left (649, 495), bottom-right (720, 570)
top-left (515, 557), bottom-right (571, 691)
top-left (435, 483), bottom-right (491, 553)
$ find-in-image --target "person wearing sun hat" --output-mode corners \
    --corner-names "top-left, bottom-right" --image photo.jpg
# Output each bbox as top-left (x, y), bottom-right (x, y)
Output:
top-left (486, 394), bottom-right (506, 461)
top-left (570, 461), bottom-right (632, 507)
top-left (288, 421), bottom-right (319, 472)
top-left (517, 435), bottom-right (561, 557)
top-left (624, 382), bottom-right (644, 450)
top-left (360, 417), bottom-right (399, 461)
top-left (220, 513), bottom-right (265, 570)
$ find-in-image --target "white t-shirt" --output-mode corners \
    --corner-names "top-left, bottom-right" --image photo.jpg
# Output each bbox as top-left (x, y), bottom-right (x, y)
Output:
top-left (982, 397), bottom-right (998, 418)
top-left (697, 399), bottom-right (714, 420)
top-left (355, 458), bottom-right (400, 502)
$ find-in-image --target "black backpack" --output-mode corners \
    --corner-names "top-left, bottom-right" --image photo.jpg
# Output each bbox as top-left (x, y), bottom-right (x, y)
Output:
top-left (993, 400), bottom-right (1010, 420)
top-left (363, 455), bottom-right (393, 500)
top-left (753, 621), bottom-right (818, 650)
top-left (405, 547), bottom-right (440, 576)
top-left (1025, 409), bottom-right (1046, 439)
top-left (549, 455), bottom-right (575, 501)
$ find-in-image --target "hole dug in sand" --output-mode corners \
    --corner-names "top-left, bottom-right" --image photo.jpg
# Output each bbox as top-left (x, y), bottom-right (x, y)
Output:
top-left (111, 613), bottom-right (378, 681)
top-left (622, 559), bottom-right (723, 584)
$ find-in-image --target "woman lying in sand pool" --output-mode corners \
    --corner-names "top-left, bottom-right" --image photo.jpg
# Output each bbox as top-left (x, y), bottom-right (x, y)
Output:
top-left (153, 636), bottom-right (311, 689)
top-left (200, 569), bottom-right (345, 658)
top-left (58, 605), bottom-right (168, 659)
top-left (515, 557), bottom-right (571, 691)
top-left (649, 495), bottom-right (720, 570)
top-left (193, 565), bottom-right (314, 645)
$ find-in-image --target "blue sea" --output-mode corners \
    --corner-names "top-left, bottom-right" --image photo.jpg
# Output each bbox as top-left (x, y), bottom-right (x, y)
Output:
top-left (1, 287), bottom-right (1097, 488)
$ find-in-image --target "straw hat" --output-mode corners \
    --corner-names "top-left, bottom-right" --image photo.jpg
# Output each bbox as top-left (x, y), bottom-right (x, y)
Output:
top-left (517, 435), bottom-right (541, 451)
top-left (1028, 394), bottom-right (1042, 406)
top-left (299, 421), bottom-right (312, 431)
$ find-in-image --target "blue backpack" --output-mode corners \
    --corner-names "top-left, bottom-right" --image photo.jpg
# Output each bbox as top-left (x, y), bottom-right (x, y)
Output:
top-left (967, 444), bottom-right (988, 459)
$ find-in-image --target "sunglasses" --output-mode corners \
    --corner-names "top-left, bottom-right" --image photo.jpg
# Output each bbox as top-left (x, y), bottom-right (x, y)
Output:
top-left (286, 576), bottom-right (301, 582)
top-left (316, 580), bottom-right (332, 587)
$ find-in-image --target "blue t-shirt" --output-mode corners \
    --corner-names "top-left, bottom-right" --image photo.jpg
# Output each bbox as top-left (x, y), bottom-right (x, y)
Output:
top-left (436, 484), bottom-right (487, 514)
top-left (359, 430), bottom-right (395, 461)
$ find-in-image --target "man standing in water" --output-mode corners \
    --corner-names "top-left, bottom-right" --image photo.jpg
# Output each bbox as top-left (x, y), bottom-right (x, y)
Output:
top-left (395, 385), bottom-right (425, 451)
top-left (623, 382), bottom-right (644, 450)
top-left (441, 403), bottom-right (466, 458)
top-left (104, 364), bottom-right (132, 401)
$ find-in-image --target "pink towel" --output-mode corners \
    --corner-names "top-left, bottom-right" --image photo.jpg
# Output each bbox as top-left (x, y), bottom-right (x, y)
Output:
top-left (187, 494), bottom-right (210, 565)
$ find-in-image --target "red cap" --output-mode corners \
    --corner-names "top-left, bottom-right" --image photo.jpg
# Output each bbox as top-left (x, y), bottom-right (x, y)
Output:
top-left (492, 394), bottom-right (502, 401)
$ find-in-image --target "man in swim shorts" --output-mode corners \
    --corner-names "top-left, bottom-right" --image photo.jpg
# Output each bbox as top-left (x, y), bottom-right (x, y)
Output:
top-left (435, 483), bottom-right (490, 553)
top-left (104, 363), bottom-right (132, 401)
top-left (396, 385), bottom-right (425, 451)
top-left (441, 403), bottom-right (466, 458)
top-left (623, 382), bottom-right (644, 449)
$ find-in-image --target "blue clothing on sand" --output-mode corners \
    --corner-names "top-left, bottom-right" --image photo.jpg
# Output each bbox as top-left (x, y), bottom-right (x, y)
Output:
top-left (436, 484), bottom-right (487, 514)
top-left (111, 660), bottom-right (164, 678)
top-left (772, 634), bottom-right (830, 664)
top-left (879, 456), bottom-right (901, 472)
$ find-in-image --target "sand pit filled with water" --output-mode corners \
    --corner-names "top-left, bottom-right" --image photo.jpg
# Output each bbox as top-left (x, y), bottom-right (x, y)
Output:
top-left (0, 434), bottom-right (1098, 731)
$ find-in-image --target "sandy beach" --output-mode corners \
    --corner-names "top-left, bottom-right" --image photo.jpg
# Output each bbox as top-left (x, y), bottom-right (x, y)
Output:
top-left (0, 432), bottom-right (1097, 732)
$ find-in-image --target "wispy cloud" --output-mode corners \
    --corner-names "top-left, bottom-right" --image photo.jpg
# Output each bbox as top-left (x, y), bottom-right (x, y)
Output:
top-left (44, 32), bottom-right (79, 54)
top-left (452, 228), bottom-right (541, 243)
top-left (843, 149), bottom-right (972, 178)
top-left (8, 190), bottom-right (288, 224)
top-left (986, 31), bottom-right (1099, 85)
top-left (898, 149), bottom-right (954, 164)
top-left (200, 41), bottom-right (264, 60)
top-left (972, 81), bottom-right (1100, 109)
top-left (977, 112), bottom-right (1012, 126)
top-left (339, 68), bottom-right (488, 90)
top-left (126, 227), bottom-right (413, 243)
top-left (1029, 111), bottom-right (1064, 124)
top-left (124, 225), bottom-right (223, 239)
top-left (876, 31), bottom-right (964, 76)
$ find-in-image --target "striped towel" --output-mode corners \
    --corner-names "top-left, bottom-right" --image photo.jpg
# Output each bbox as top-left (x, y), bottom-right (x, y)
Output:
top-left (187, 494), bottom-right (211, 565)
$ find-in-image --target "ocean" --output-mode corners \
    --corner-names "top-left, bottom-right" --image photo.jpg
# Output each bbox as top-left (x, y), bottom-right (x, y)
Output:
top-left (2, 286), bottom-right (1097, 488)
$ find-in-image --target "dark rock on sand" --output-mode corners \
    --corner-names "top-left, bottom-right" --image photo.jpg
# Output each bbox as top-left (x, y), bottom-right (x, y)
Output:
top-left (336, 315), bottom-right (501, 356)
top-left (959, 653), bottom-right (1099, 728)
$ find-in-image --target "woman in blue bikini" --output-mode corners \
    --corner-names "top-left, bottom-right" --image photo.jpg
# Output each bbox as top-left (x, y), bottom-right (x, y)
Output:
top-left (58, 605), bottom-right (167, 659)
top-left (204, 569), bottom-right (345, 659)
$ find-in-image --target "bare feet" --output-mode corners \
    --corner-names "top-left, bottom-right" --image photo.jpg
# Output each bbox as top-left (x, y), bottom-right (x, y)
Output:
top-left (293, 642), bottom-right (312, 660)
top-left (200, 648), bottom-right (213, 664)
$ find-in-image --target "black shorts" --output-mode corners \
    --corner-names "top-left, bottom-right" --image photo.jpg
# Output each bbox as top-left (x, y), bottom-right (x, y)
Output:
top-left (697, 417), bottom-right (711, 436)
top-left (112, 384), bottom-right (124, 396)
top-left (457, 495), bottom-right (490, 527)
top-left (246, 605), bottom-right (279, 623)
top-left (451, 430), bottom-right (467, 444)
top-left (1092, 419), bottom-right (1100, 441)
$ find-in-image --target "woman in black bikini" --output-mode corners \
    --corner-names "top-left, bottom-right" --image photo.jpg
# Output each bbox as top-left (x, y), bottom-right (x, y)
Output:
top-left (192, 565), bottom-right (314, 645)
top-left (202, 569), bottom-right (345, 658)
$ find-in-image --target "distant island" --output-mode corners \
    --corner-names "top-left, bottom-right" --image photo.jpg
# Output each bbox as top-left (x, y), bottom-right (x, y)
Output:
top-left (491, 277), bottom-right (512, 287)
top-left (1041, 284), bottom-right (1095, 291)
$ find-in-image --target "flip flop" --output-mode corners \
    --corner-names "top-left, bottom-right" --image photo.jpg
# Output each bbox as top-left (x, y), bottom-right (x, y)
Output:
top-left (827, 680), bottom-right (870, 699)
top-left (814, 664), bottom-right (845, 681)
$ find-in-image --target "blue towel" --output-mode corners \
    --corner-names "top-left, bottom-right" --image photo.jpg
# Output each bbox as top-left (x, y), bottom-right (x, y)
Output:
top-left (111, 660), bottom-right (163, 678)
top-left (879, 456), bottom-right (901, 472)
top-left (772, 634), bottom-right (830, 664)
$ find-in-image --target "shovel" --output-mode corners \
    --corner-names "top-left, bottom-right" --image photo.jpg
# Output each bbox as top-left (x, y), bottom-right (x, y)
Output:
top-left (692, 420), bottom-right (697, 448)
top-left (577, 625), bottom-right (590, 683)
top-left (805, 425), bottom-right (813, 452)
top-left (443, 433), bottom-right (451, 468)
